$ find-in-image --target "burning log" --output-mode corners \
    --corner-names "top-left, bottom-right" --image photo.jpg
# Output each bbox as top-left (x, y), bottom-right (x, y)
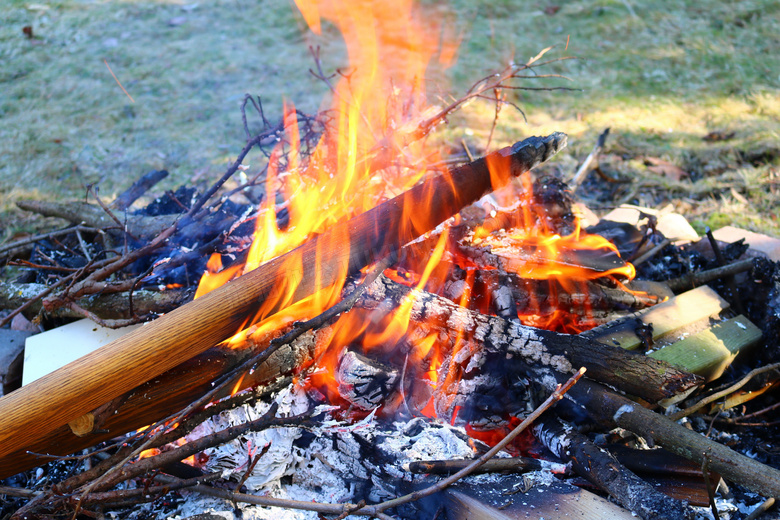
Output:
top-left (0, 133), bottom-right (566, 467)
top-left (355, 275), bottom-right (701, 407)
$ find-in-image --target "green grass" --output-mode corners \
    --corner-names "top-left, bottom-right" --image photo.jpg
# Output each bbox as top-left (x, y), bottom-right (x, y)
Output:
top-left (1, 0), bottom-right (778, 237)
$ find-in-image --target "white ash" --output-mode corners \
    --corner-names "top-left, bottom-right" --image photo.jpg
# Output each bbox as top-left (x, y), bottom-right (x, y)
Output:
top-left (186, 385), bottom-right (310, 492)
top-left (159, 379), bottom-right (500, 520)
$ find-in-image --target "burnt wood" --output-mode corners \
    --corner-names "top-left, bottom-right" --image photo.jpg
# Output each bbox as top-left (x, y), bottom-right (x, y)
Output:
top-left (535, 417), bottom-right (692, 520)
top-left (355, 276), bottom-right (702, 406)
top-left (0, 133), bottom-right (566, 468)
top-left (555, 375), bottom-right (780, 500)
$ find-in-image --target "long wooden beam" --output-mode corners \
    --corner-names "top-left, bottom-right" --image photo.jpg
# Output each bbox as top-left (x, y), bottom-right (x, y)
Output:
top-left (0, 133), bottom-right (567, 468)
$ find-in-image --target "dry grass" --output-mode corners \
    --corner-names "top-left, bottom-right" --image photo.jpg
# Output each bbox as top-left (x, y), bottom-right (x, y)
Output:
top-left (1, 0), bottom-right (778, 237)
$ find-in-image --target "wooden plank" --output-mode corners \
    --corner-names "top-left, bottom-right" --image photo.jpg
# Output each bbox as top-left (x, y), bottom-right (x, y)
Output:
top-left (444, 476), bottom-right (636, 520)
top-left (649, 315), bottom-right (763, 381)
top-left (582, 285), bottom-right (729, 351)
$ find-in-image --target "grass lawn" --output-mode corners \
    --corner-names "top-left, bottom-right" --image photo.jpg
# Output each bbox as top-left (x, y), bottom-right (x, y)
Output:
top-left (1, 0), bottom-right (778, 237)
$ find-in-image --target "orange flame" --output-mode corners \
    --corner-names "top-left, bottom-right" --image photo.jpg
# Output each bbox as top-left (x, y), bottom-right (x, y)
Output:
top-left (192, 0), bottom-right (643, 430)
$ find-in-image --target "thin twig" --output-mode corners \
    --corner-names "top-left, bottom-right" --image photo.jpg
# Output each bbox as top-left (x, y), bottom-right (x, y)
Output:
top-left (670, 363), bottom-right (780, 421)
top-left (745, 498), bottom-right (776, 520)
top-left (701, 453), bottom-right (720, 520)
top-left (0, 225), bottom-right (99, 257)
top-left (569, 127), bottom-right (609, 192)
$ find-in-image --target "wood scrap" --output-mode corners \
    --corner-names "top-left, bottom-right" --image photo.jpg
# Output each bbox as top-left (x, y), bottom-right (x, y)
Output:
top-left (649, 315), bottom-right (762, 381)
top-left (581, 285), bottom-right (729, 350)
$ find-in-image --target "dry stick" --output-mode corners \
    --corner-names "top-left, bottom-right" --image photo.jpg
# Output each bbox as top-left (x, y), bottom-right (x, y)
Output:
top-left (745, 498), bottom-right (776, 520)
top-left (0, 133), bottom-right (566, 464)
top-left (570, 127), bottom-right (610, 192)
top-left (666, 257), bottom-right (755, 292)
top-left (670, 362), bottom-right (780, 421)
top-left (404, 456), bottom-right (567, 476)
top-left (701, 454), bottom-right (721, 520)
top-left (0, 225), bottom-right (99, 257)
top-left (72, 472), bottom-right (223, 507)
top-left (631, 237), bottom-right (671, 267)
top-left (151, 474), bottom-right (395, 520)
top-left (0, 486), bottom-right (40, 498)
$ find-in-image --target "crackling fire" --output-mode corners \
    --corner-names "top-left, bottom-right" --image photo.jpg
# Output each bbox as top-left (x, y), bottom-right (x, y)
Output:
top-left (192, 0), bottom-right (636, 427)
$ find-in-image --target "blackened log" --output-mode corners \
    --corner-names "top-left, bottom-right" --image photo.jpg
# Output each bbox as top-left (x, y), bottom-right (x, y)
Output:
top-left (553, 375), bottom-right (780, 500)
top-left (111, 169), bottom-right (169, 211)
top-left (356, 276), bottom-right (701, 404)
top-left (535, 417), bottom-right (692, 520)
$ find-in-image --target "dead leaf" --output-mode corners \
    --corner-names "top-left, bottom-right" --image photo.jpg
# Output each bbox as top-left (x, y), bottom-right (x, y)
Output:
top-left (703, 131), bottom-right (736, 142)
top-left (11, 314), bottom-right (38, 333)
top-left (644, 157), bottom-right (688, 181)
top-left (167, 16), bottom-right (187, 27)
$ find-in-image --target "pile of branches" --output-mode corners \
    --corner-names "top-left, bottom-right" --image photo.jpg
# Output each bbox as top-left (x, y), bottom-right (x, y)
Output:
top-left (0, 50), bottom-right (579, 518)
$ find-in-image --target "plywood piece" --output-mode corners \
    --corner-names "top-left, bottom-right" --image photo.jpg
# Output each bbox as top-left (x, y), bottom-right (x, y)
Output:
top-left (711, 226), bottom-right (780, 261)
top-left (445, 475), bottom-right (635, 520)
top-left (649, 315), bottom-right (762, 381)
top-left (583, 285), bottom-right (729, 351)
top-left (23, 319), bottom-right (141, 386)
top-left (602, 204), bottom-right (699, 244)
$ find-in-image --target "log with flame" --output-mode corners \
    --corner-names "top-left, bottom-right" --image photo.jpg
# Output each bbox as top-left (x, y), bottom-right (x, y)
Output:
top-left (0, 134), bottom-right (566, 465)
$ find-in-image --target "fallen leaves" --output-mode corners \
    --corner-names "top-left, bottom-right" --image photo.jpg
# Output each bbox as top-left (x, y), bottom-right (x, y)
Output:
top-left (643, 156), bottom-right (689, 181)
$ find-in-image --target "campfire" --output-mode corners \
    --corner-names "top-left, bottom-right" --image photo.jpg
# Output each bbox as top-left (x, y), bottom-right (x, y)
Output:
top-left (2, 1), bottom-right (780, 519)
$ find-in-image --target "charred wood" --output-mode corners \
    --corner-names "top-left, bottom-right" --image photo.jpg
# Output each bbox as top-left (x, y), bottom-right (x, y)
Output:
top-left (665, 257), bottom-right (755, 293)
top-left (110, 169), bottom-right (169, 211)
top-left (554, 375), bottom-right (780, 500)
top-left (535, 417), bottom-right (692, 520)
top-left (355, 276), bottom-right (701, 405)
top-left (404, 456), bottom-right (566, 476)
